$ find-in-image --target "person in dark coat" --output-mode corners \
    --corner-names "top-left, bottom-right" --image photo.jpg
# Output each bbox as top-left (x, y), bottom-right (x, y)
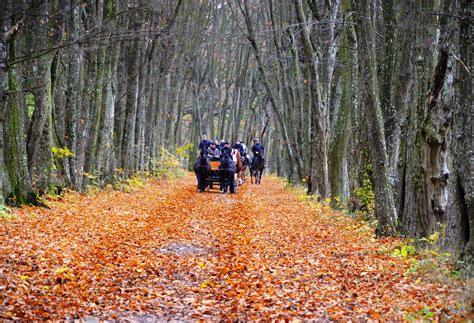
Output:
top-left (198, 134), bottom-right (210, 151)
top-left (232, 140), bottom-right (242, 151)
top-left (220, 141), bottom-right (233, 159)
top-left (218, 140), bottom-right (225, 152)
top-left (233, 140), bottom-right (249, 166)
top-left (251, 138), bottom-right (265, 167)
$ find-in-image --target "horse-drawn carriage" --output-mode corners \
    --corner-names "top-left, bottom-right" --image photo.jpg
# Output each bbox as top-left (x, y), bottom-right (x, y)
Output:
top-left (194, 150), bottom-right (244, 194)
top-left (207, 160), bottom-right (222, 187)
top-left (207, 158), bottom-right (237, 193)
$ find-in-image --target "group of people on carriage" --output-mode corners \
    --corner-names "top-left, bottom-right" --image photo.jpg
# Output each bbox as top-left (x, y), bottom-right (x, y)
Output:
top-left (193, 135), bottom-right (266, 193)
top-left (198, 135), bottom-right (266, 168)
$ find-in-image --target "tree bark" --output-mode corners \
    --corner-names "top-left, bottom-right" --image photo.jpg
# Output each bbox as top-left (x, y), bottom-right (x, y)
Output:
top-left (64, 0), bottom-right (83, 187)
top-left (0, 0), bottom-right (12, 202)
top-left (354, 0), bottom-right (397, 236)
top-left (4, 32), bottom-right (34, 204)
top-left (293, 0), bottom-right (330, 198)
top-left (27, 0), bottom-right (54, 192)
top-left (121, 38), bottom-right (140, 177)
top-left (456, 0), bottom-right (473, 266)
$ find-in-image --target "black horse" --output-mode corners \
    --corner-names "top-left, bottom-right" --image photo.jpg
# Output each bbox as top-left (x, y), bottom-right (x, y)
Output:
top-left (250, 151), bottom-right (265, 184)
top-left (193, 150), bottom-right (210, 192)
top-left (219, 153), bottom-right (236, 194)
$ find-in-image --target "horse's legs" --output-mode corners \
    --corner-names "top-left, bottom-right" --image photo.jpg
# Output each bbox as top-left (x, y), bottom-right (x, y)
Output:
top-left (237, 169), bottom-right (242, 185)
top-left (197, 175), bottom-right (204, 192)
top-left (227, 173), bottom-right (232, 193)
top-left (222, 172), bottom-right (228, 193)
top-left (230, 177), bottom-right (236, 193)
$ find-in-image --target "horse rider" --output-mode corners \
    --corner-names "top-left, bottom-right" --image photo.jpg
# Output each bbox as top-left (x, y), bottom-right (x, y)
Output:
top-left (233, 140), bottom-right (250, 166)
top-left (232, 140), bottom-right (243, 153)
top-left (207, 141), bottom-right (221, 160)
top-left (239, 139), bottom-right (249, 155)
top-left (198, 134), bottom-right (211, 151)
top-left (251, 138), bottom-right (265, 168)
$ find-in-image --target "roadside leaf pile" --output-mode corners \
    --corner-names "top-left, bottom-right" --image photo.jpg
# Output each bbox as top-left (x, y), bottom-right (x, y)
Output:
top-left (0, 175), bottom-right (471, 320)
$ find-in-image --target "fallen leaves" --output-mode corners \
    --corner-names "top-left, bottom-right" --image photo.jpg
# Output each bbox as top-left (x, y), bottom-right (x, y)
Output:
top-left (0, 174), bottom-right (471, 320)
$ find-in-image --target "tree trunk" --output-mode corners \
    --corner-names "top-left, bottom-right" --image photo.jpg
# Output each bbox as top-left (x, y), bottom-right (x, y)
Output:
top-left (97, 44), bottom-right (118, 184)
top-left (121, 39), bottom-right (140, 177)
top-left (293, 0), bottom-right (330, 198)
top-left (27, 0), bottom-right (54, 192)
top-left (354, 0), bottom-right (397, 236)
top-left (4, 34), bottom-right (34, 204)
top-left (456, 0), bottom-right (473, 267)
top-left (329, 19), bottom-right (354, 207)
top-left (64, 1), bottom-right (83, 187)
top-left (0, 0), bottom-right (12, 202)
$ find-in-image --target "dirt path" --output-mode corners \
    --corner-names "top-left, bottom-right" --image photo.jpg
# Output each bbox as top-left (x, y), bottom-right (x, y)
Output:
top-left (0, 174), bottom-right (470, 320)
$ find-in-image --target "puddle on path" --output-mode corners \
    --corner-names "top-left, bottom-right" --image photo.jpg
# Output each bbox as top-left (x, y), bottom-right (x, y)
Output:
top-left (159, 243), bottom-right (209, 256)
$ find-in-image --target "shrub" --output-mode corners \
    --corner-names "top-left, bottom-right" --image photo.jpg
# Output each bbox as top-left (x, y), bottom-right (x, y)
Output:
top-left (351, 162), bottom-right (375, 215)
top-left (0, 204), bottom-right (17, 220)
top-left (154, 144), bottom-right (192, 179)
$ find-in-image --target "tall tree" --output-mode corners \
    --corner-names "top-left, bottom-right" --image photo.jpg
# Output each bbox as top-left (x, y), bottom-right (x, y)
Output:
top-left (353, 0), bottom-right (397, 235)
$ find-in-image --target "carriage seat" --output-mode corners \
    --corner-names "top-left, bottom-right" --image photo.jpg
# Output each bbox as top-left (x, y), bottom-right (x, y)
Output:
top-left (209, 160), bottom-right (221, 171)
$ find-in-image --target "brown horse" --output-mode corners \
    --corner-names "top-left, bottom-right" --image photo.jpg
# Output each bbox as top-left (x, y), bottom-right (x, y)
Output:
top-left (231, 149), bottom-right (244, 185)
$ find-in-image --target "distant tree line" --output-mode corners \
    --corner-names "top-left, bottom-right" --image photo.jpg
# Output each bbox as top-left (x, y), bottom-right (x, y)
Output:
top-left (0, 1), bottom-right (471, 267)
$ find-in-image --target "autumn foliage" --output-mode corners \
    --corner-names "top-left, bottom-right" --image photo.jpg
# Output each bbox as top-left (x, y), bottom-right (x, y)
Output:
top-left (0, 175), bottom-right (471, 320)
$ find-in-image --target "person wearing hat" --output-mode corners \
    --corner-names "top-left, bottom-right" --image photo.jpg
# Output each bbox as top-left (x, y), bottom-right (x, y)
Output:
top-left (220, 141), bottom-right (233, 159)
top-left (240, 139), bottom-right (250, 166)
top-left (207, 141), bottom-right (221, 160)
top-left (232, 139), bottom-right (243, 152)
top-left (218, 140), bottom-right (226, 152)
top-left (251, 138), bottom-right (265, 167)
top-left (233, 139), bottom-right (249, 166)
top-left (239, 139), bottom-right (249, 155)
top-left (198, 134), bottom-right (211, 151)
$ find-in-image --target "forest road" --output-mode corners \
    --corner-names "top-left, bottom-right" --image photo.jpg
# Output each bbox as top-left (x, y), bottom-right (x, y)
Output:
top-left (0, 174), bottom-right (469, 320)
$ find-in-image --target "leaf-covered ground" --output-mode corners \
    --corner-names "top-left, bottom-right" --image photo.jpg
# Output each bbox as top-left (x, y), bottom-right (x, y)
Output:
top-left (0, 174), bottom-right (471, 320)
